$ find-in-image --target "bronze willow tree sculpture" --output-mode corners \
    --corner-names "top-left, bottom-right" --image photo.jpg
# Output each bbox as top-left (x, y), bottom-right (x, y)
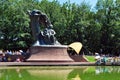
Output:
top-left (28, 10), bottom-right (60, 45)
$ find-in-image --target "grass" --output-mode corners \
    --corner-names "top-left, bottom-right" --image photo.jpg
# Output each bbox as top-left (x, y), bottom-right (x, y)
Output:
top-left (85, 55), bottom-right (95, 62)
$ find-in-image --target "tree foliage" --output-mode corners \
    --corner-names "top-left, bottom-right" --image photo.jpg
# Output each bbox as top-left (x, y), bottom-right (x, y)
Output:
top-left (0, 0), bottom-right (119, 54)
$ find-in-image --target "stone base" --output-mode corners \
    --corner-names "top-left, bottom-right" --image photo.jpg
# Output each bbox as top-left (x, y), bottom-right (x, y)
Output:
top-left (27, 45), bottom-right (88, 62)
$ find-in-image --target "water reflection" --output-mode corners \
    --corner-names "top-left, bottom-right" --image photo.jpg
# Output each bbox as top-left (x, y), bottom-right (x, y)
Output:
top-left (0, 66), bottom-right (120, 80)
top-left (95, 66), bottom-right (112, 74)
top-left (95, 66), bottom-right (120, 74)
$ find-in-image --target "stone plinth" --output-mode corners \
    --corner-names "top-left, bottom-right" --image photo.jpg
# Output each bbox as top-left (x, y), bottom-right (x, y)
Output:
top-left (27, 45), bottom-right (88, 62)
top-left (27, 45), bottom-right (74, 62)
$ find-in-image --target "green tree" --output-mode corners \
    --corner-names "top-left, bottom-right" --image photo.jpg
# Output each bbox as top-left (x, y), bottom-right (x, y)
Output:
top-left (95, 0), bottom-right (120, 54)
top-left (0, 0), bottom-right (33, 50)
top-left (0, 0), bottom-right (119, 55)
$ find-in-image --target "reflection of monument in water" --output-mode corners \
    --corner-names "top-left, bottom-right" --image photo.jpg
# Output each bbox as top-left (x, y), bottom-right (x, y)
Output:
top-left (27, 10), bottom-right (87, 62)
top-left (28, 68), bottom-right (72, 80)
top-left (0, 67), bottom-right (85, 80)
top-left (0, 67), bottom-right (119, 80)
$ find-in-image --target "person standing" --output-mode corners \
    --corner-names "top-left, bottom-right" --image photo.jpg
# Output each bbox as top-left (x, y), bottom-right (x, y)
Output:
top-left (95, 53), bottom-right (101, 65)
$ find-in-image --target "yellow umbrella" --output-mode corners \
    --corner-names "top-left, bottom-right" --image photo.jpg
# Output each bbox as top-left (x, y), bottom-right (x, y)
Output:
top-left (68, 42), bottom-right (83, 54)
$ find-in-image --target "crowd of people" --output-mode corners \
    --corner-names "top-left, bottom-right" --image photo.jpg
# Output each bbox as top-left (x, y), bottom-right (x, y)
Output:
top-left (0, 50), bottom-right (29, 62)
top-left (95, 52), bottom-right (120, 65)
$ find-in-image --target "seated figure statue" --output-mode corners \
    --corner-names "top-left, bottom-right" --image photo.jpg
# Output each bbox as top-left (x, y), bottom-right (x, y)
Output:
top-left (39, 27), bottom-right (56, 45)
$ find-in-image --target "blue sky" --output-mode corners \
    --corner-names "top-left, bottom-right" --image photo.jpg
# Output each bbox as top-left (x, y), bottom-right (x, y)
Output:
top-left (48, 0), bottom-right (98, 8)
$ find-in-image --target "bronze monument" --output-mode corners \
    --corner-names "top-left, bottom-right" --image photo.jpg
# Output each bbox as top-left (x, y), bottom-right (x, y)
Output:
top-left (27, 10), bottom-right (87, 62)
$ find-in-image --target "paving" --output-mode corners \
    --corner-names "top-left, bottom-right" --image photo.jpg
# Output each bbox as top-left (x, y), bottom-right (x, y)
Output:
top-left (0, 61), bottom-right (119, 66)
top-left (0, 62), bottom-right (95, 66)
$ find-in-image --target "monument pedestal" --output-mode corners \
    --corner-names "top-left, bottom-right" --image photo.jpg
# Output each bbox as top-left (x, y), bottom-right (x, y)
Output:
top-left (27, 45), bottom-right (88, 62)
top-left (27, 45), bottom-right (73, 62)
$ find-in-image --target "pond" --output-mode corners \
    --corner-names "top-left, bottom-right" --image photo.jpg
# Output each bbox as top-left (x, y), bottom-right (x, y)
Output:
top-left (0, 66), bottom-right (120, 80)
